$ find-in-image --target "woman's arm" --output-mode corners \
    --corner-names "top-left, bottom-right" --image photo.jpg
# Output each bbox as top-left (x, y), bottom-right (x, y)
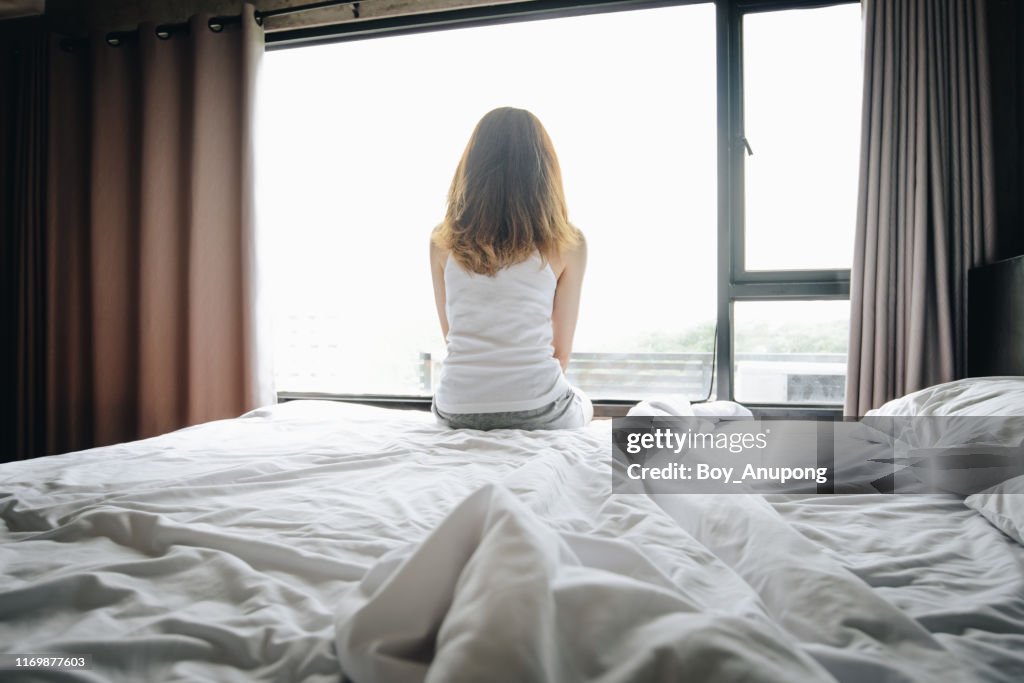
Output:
top-left (430, 238), bottom-right (450, 342)
top-left (551, 235), bottom-right (587, 371)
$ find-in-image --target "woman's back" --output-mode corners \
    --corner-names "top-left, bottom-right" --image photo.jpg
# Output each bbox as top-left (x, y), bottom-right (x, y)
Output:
top-left (433, 252), bottom-right (570, 414)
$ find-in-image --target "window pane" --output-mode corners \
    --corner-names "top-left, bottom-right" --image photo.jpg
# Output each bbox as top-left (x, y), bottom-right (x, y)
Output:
top-left (742, 4), bottom-right (862, 271)
top-left (259, 4), bottom-right (717, 399)
top-left (733, 300), bottom-right (849, 404)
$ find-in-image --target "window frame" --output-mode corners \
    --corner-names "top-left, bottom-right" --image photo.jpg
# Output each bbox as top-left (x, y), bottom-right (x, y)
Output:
top-left (717, 0), bottom-right (856, 410)
top-left (265, 0), bottom-right (859, 414)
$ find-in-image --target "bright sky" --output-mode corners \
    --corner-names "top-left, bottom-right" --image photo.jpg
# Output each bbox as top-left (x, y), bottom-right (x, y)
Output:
top-left (744, 6), bottom-right (862, 270)
top-left (257, 2), bottom-right (861, 396)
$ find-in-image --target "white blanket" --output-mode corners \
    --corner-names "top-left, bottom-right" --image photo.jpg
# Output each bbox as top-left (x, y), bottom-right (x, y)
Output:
top-left (335, 483), bottom-right (831, 683)
top-left (1, 400), bottom-right (1022, 682)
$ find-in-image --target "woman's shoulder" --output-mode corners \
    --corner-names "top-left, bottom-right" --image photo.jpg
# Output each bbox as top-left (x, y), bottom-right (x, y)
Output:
top-left (548, 228), bottom-right (586, 277)
top-left (567, 227), bottom-right (586, 254)
top-left (561, 227), bottom-right (587, 259)
top-left (429, 229), bottom-right (450, 269)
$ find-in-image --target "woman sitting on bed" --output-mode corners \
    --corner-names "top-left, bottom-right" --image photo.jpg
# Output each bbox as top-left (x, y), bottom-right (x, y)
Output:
top-left (429, 107), bottom-right (592, 430)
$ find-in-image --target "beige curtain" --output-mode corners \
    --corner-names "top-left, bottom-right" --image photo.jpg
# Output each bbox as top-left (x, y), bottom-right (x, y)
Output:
top-left (845, 0), bottom-right (999, 415)
top-left (25, 7), bottom-right (264, 458)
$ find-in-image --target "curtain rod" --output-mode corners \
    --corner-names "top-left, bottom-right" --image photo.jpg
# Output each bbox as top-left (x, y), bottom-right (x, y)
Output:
top-left (59, 14), bottom-right (246, 52)
top-left (58, 1), bottom-right (364, 51)
top-left (258, 1), bottom-right (362, 21)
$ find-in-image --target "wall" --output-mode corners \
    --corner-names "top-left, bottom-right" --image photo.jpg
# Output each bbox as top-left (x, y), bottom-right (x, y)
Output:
top-left (988, 0), bottom-right (1024, 259)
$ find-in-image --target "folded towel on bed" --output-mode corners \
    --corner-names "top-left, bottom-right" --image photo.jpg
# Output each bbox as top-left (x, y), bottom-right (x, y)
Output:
top-left (693, 400), bottom-right (754, 422)
top-left (626, 396), bottom-right (695, 417)
top-left (627, 396), bottom-right (752, 423)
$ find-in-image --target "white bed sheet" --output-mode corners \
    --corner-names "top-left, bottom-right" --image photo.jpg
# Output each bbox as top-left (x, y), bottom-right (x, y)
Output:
top-left (768, 493), bottom-right (1024, 682)
top-left (0, 400), bottom-right (1021, 682)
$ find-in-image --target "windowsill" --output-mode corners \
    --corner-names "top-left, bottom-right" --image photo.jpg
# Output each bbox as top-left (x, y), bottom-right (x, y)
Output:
top-left (275, 393), bottom-right (844, 419)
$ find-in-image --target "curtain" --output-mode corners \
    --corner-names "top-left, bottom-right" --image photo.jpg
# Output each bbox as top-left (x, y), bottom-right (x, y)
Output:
top-left (845, 0), bottom-right (999, 416)
top-left (1, 20), bottom-right (49, 460)
top-left (6, 6), bottom-right (265, 460)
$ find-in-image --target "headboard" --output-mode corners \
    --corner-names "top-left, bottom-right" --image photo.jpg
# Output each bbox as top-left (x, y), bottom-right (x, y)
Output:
top-left (968, 255), bottom-right (1024, 376)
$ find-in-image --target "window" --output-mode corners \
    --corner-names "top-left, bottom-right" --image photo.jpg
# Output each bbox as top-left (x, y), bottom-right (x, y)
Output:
top-left (259, 4), bottom-right (717, 400)
top-left (741, 5), bottom-right (862, 272)
top-left (720, 1), bottom-right (861, 405)
top-left (733, 300), bottom-right (850, 404)
top-left (258, 0), bottom-right (862, 408)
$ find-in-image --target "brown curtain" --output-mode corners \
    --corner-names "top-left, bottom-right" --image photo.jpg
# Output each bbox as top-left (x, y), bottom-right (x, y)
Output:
top-left (1, 19), bottom-right (49, 460)
top-left (6, 7), bottom-right (264, 460)
top-left (845, 0), bottom-right (999, 415)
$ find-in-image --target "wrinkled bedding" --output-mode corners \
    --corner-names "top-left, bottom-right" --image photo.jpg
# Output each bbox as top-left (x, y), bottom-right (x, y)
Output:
top-left (1, 400), bottom-right (1022, 682)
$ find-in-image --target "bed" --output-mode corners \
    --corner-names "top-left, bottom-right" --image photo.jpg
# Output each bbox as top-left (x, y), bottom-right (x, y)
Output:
top-left (3, 258), bottom-right (1024, 682)
top-left (2, 387), bottom-right (1024, 683)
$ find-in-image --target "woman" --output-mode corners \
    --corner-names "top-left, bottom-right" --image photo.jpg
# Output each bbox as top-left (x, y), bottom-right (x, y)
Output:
top-left (430, 107), bottom-right (592, 430)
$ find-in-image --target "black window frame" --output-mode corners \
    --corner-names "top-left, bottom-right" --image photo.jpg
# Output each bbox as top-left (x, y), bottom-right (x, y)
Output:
top-left (267, 0), bottom-right (859, 415)
top-left (717, 0), bottom-right (857, 411)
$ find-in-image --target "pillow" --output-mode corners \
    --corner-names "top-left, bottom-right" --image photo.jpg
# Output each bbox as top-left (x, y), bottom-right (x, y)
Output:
top-left (866, 376), bottom-right (1024, 418)
top-left (862, 378), bottom-right (1024, 494)
top-left (965, 475), bottom-right (1024, 546)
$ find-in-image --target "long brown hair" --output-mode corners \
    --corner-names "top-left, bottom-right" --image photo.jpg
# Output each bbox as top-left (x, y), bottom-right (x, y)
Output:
top-left (432, 107), bottom-right (581, 276)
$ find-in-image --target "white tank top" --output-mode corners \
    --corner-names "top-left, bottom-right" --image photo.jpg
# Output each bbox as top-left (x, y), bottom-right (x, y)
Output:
top-left (433, 252), bottom-right (570, 414)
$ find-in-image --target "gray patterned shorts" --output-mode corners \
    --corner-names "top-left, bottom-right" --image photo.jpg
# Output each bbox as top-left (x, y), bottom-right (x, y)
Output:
top-left (432, 387), bottom-right (593, 431)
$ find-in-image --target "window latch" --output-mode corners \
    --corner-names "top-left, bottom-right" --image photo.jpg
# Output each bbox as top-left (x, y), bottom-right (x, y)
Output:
top-left (740, 136), bottom-right (754, 156)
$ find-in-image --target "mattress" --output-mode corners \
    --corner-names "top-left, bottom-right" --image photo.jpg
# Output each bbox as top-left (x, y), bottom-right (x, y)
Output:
top-left (1, 399), bottom-right (1022, 682)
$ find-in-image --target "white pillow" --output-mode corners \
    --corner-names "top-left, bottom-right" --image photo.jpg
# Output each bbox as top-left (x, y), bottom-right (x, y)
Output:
top-left (862, 378), bottom-right (1024, 495)
top-left (863, 377), bottom-right (1024, 446)
top-left (965, 475), bottom-right (1024, 546)
top-left (866, 376), bottom-right (1024, 417)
